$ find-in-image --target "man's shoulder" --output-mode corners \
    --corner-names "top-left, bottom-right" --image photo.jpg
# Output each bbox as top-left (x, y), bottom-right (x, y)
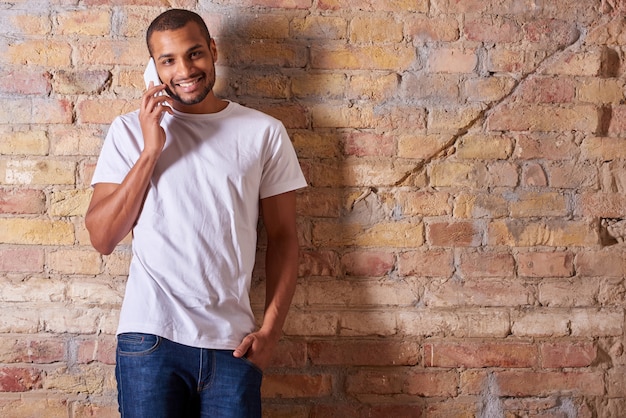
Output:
top-left (228, 102), bottom-right (282, 126)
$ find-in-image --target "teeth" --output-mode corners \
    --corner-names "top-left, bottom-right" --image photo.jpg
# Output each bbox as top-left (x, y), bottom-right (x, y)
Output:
top-left (178, 79), bottom-right (198, 88)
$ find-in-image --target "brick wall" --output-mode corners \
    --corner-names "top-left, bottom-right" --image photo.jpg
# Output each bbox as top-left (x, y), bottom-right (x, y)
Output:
top-left (1, 0), bottom-right (625, 416)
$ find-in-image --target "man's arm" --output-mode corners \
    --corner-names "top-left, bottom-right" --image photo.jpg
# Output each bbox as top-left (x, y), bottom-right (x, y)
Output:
top-left (85, 83), bottom-right (172, 255)
top-left (233, 190), bottom-right (299, 370)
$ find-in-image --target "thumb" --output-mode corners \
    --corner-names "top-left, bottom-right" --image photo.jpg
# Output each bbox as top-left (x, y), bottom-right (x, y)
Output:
top-left (233, 335), bottom-right (253, 358)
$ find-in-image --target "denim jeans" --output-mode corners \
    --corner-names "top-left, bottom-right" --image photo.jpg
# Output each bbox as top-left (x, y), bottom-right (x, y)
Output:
top-left (115, 333), bottom-right (263, 418)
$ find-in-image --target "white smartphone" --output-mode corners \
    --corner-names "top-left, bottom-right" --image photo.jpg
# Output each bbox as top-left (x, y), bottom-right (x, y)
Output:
top-left (143, 58), bottom-right (162, 90)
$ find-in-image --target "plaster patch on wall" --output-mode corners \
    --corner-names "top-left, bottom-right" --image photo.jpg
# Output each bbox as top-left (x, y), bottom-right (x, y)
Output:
top-left (5, 160), bottom-right (36, 184)
top-left (478, 372), bottom-right (504, 418)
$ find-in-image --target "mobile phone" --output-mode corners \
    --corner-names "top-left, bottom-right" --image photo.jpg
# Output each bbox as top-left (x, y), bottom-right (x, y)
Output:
top-left (143, 58), bottom-right (162, 90)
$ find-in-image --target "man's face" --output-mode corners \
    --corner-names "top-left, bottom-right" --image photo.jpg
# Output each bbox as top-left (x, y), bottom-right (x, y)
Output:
top-left (148, 22), bottom-right (217, 111)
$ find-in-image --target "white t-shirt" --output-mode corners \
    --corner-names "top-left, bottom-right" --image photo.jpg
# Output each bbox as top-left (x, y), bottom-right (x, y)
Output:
top-left (91, 102), bottom-right (307, 349)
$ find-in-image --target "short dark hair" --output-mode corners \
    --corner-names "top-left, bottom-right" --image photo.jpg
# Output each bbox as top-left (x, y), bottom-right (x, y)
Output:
top-left (146, 9), bottom-right (211, 56)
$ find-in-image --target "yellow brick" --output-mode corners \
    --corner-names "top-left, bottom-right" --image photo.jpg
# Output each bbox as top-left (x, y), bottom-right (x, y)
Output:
top-left (10, 14), bottom-right (52, 35)
top-left (292, 131), bottom-right (340, 159)
top-left (350, 15), bottom-right (403, 43)
top-left (292, 72), bottom-right (346, 99)
top-left (77, 98), bottom-right (138, 124)
top-left (7, 40), bottom-right (72, 66)
top-left (56, 9), bottom-right (111, 36)
top-left (0, 129), bottom-right (48, 155)
top-left (397, 133), bottom-right (452, 159)
top-left (430, 162), bottom-right (488, 188)
top-left (76, 39), bottom-right (146, 66)
top-left (67, 278), bottom-right (123, 303)
top-left (428, 106), bottom-right (484, 133)
top-left (0, 218), bottom-right (74, 245)
top-left (313, 221), bottom-right (424, 248)
top-left (581, 137), bottom-right (626, 160)
top-left (311, 103), bottom-right (375, 129)
top-left (342, 158), bottom-right (416, 187)
top-left (456, 134), bottom-right (513, 159)
top-left (237, 14), bottom-right (290, 39)
top-left (49, 126), bottom-right (105, 156)
top-left (428, 48), bottom-right (478, 73)
top-left (488, 220), bottom-right (598, 247)
top-left (577, 78), bottom-right (624, 103)
top-left (311, 44), bottom-right (415, 71)
top-left (543, 49), bottom-right (602, 76)
top-left (348, 72), bottom-right (399, 101)
top-left (291, 15), bottom-right (346, 39)
top-left (453, 193), bottom-right (509, 218)
top-left (104, 250), bottom-right (132, 276)
top-left (509, 192), bottom-right (568, 217)
top-left (47, 249), bottom-right (101, 275)
top-left (1, 160), bottom-right (75, 186)
top-left (465, 76), bottom-right (516, 102)
top-left (50, 189), bottom-right (92, 217)
top-left (396, 191), bottom-right (451, 216)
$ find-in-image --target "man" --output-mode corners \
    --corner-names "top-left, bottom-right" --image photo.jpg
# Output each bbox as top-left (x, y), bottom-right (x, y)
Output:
top-left (85, 9), bottom-right (307, 417)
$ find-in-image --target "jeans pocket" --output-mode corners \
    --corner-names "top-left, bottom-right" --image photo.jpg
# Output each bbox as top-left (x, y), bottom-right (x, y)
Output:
top-left (240, 356), bottom-right (264, 375)
top-left (117, 333), bottom-right (161, 356)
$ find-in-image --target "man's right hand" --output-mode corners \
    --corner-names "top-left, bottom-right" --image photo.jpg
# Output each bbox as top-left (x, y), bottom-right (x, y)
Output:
top-left (139, 82), bottom-right (173, 156)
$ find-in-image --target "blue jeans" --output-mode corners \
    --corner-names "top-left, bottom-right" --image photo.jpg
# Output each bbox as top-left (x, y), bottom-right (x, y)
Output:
top-left (115, 333), bottom-right (262, 418)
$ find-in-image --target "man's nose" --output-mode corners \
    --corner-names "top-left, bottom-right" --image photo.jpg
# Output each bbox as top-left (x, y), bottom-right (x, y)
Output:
top-left (176, 58), bottom-right (193, 77)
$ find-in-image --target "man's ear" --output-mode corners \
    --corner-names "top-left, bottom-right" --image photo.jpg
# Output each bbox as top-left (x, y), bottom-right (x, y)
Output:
top-left (209, 38), bottom-right (218, 62)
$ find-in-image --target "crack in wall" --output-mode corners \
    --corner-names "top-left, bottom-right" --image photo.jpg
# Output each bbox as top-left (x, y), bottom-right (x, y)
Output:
top-left (394, 23), bottom-right (590, 187)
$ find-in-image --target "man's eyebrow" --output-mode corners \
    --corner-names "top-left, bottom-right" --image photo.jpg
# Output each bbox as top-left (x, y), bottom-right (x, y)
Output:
top-left (157, 44), bottom-right (205, 60)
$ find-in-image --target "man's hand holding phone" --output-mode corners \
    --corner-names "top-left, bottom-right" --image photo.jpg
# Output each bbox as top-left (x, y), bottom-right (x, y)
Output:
top-left (139, 58), bottom-right (173, 155)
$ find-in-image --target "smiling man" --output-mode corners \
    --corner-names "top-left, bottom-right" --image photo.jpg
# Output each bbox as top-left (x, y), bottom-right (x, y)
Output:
top-left (85, 9), bottom-right (307, 418)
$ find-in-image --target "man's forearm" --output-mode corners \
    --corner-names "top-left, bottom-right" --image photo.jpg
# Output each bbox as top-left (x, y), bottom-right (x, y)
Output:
top-left (85, 151), bottom-right (159, 255)
top-left (261, 236), bottom-right (299, 340)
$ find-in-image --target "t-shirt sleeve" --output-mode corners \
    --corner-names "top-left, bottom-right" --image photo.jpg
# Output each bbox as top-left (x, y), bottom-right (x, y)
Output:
top-left (259, 122), bottom-right (307, 199)
top-left (91, 116), bottom-right (138, 187)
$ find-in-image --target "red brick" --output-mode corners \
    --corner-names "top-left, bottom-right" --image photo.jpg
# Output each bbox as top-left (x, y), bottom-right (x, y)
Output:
top-left (513, 133), bottom-right (580, 160)
top-left (494, 371), bottom-right (604, 397)
top-left (262, 373), bottom-right (333, 398)
top-left (0, 247), bottom-right (44, 273)
top-left (0, 69), bottom-right (51, 95)
top-left (517, 77), bottom-right (576, 103)
top-left (458, 251), bottom-right (515, 278)
top-left (309, 339), bottom-right (419, 366)
top-left (0, 188), bottom-right (46, 214)
top-left (575, 250), bottom-right (626, 278)
top-left (575, 192), bottom-right (626, 218)
top-left (341, 250), bottom-right (395, 277)
top-left (425, 341), bottom-right (537, 368)
top-left (517, 251), bottom-right (574, 278)
top-left (488, 104), bottom-right (599, 132)
top-left (397, 250), bottom-right (454, 278)
top-left (0, 337), bottom-right (64, 363)
top-left (540, 341), bottom-right (597, 368)
top-left (423, 278), bottom-right (531, 307)
top-left (343, 132), bottom-right (395, 157)
top-left (346, 369), bottom-right (458, 397)
top-left (464, 16), bottom-right (522, 43)
top-left (524, 19), bottom-right (579, 48)
top-left (75, 336), bottom-right (116, 365)
top-left (427, 221), bottom-right (483, 247)
top-left (313, 403), bottom-right (424, 418)
top-left (298, 250), bottom-right (341, 277)
top-left (267, 339), bottom-right (307, 368)
top-left (318, 0), bottom-right (428, 12)
top-left (0, 367), bottom-right (42, 392)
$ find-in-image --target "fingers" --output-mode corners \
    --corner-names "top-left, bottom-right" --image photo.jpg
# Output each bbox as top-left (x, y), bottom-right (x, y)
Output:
top-left (233, 335), bottom-right (254, 358)
top-left (141, 85), bottom-right (173, 121)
